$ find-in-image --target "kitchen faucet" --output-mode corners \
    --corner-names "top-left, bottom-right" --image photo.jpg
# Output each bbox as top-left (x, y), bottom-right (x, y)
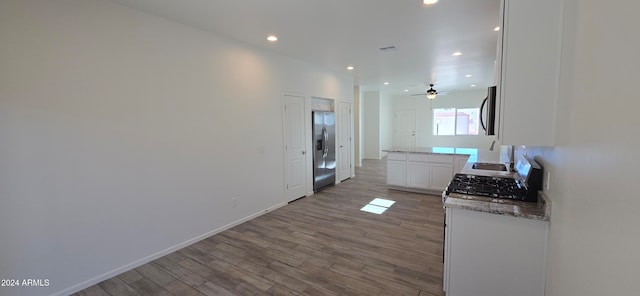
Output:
top-left (489, 141), bottom-right (515, 171)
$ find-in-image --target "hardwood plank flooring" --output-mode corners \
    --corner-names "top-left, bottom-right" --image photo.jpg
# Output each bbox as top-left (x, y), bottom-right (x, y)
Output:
top-left (73, 159), bottom-right (445, 296)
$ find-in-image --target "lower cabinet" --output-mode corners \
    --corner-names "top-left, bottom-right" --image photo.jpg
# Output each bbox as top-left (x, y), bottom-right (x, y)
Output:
top-left (386, 152), bottom-right (455, 193)
top-left (407, 162), bottom-right (430, 189)
top-left (430, 164), bottom-right (454, 192)
top-left (386, 160), bottom-right (406, 186)
top-left (444, 207), bottom-right (549, 296)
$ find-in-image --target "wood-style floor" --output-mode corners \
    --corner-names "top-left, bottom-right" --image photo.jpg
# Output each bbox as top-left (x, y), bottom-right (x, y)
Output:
top-left (74, 159), bottom-right (445, 296)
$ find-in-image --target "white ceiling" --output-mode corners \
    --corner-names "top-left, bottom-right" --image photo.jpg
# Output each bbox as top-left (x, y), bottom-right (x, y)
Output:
top-left (108, 0), bottom-right (501, 96)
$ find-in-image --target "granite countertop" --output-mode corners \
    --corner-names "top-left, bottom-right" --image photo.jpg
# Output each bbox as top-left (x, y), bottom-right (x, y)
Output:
top-left (443, 191), bottom-right (550, 221)
top-left (458, 159), bottom-right (515, 178)
top-left (443, 159), bottom-right (551, 221)
top-left (383, 146), bottom-right (507, 168)
top-left (383, 146), bottom-right (480, 163)
top-left (383, 146), bottom-right (478, 156)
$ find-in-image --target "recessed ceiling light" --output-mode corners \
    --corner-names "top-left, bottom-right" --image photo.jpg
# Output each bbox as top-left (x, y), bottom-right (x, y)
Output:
top-left (383, 82), bottom-right (390, 85)
top-left (465, 74), bottom-right (472, 78)
top-left (494, 26), bottom-right (501, 32)
top-left (347, 66), bottom-right (354, 71)
top-left (404, 89), bottom-right (409, 92)
top-left (266, 35), bottom-right (278, 42)
top-left (471, 84), bottom-right (477, 87)
top-left (452, 51), bottom-right (463, 56)
top-left (423, 0), bottom-right (438, 4)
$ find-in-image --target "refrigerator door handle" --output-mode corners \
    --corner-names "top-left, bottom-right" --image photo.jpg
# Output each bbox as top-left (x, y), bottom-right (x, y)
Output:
top-left (322, 126), bottom-right (328, 157)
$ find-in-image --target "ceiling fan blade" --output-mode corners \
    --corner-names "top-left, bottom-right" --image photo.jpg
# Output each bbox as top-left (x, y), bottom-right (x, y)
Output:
top-left (411, 93), bottom-right (428, 96)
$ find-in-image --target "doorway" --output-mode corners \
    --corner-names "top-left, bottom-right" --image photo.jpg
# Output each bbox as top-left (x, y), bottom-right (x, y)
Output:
top-left (283, 94), bottom-right (307, 201)
top-left (394, 110), bottom-right (416, 147)
top-left (338, 101), bottom-right (352, 182)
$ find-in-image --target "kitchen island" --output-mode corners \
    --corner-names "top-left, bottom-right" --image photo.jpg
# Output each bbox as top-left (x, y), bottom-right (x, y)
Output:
top-left (442, 161), bottom-right (551, 296)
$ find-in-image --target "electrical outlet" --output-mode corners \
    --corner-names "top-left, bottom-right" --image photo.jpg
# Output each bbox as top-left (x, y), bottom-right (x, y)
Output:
top-left (232, 197), bottom-right (238, 208)
top-left (259, 145), bottom-right (265, 154)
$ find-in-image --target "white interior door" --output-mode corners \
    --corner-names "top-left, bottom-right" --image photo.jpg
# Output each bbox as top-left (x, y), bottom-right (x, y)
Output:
top-left (338, 101), bottom-right (352, 182)
top-left (284, 94), bottom-right (307, 201)
top-left (394, 110), bottom-right (416, 147)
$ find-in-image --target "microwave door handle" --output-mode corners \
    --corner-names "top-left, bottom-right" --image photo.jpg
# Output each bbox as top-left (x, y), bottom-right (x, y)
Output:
top-left (479, 96), bottom-right (488, 132)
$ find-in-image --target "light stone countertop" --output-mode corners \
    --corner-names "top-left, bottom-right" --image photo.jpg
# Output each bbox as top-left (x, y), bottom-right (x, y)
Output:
top-left (382, 146), bottom-right (504, 163)
top-left (458, 158), bottom-right (515, 178)
top-left (383, 146), bottom-right (478, 156)
top-left (383, 146), bottom-right (481, 162)
top-left (443, 191), bottom-right (550, 221)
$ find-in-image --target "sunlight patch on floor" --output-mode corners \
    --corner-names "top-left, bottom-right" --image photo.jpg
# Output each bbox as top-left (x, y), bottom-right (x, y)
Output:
top-left (360, 198), bottom-right (396, 214)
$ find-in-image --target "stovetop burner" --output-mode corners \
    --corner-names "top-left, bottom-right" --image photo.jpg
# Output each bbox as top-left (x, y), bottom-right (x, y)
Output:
top-left (446, 174), bottom-right (527, 200)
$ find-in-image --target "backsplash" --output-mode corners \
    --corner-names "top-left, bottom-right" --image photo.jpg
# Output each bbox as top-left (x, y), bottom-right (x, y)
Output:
top-left (501, 145), bottom-right (555, 193)
top-left (499, 145), bottom-right (527, 163)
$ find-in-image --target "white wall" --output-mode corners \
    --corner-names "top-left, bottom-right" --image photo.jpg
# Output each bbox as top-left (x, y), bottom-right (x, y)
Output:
top-left (354, 85), bottom-right (362, 166)
top-left (361, 91), bottom-right (393, 159)
top-left (362, 91), bottom-right (381, 159)
top-left (392, 90), bottom-right (499, 154)
top-left (379, 92), bottom-right (394, 156)
top-left (0, 0), bottom-right (352, 295)
top-left (522, 1), bottom-right (640, 295)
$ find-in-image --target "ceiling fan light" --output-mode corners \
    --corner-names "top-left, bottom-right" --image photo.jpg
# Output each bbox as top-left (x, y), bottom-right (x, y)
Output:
top-left (425, 83), bottom-right (437, 100)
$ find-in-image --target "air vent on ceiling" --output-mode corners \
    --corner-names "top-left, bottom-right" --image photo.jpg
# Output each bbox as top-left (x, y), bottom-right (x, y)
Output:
top-left (379, 45), bottom-right (398, 52)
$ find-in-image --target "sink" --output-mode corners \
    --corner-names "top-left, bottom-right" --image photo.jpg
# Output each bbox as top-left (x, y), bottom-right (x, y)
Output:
top-left (472, 162), bottom-right (508, 171)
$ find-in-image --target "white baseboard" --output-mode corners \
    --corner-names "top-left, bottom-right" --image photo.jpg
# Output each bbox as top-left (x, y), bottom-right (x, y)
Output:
top-left (53, 202), bottom-right (287, 296)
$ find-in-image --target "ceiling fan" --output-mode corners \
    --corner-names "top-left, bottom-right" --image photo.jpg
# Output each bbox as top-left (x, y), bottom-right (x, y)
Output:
top-left (411, 83), bottom-right (448, 100)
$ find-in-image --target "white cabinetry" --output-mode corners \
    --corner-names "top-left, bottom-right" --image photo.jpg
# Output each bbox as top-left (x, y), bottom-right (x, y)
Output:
top-left (386, 152), bottom-right (457, 193)
top-left (497, 0), bottom-right (563, 146)
top-left (386, 154), bottom-right (406, 187)
top-left (407, 162), bottom-right (430, 189)
top-left (444, 207), bottom-right (549, 296)
top-left (429, 164), bottom-right (454, 192)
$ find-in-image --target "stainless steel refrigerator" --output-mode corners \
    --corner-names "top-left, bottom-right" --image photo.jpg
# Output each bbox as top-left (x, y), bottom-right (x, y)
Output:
top-left (312, 111), bottom-right (336, 191)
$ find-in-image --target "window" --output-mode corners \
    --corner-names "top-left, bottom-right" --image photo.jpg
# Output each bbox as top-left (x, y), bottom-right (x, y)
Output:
top-left (433, 108), bottom-right (480, 135)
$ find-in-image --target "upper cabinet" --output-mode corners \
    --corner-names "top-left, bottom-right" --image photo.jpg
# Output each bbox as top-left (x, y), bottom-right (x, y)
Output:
top-left (496, 0), bottom-right (564, 146)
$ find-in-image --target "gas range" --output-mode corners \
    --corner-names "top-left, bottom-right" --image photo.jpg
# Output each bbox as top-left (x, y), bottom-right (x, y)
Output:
top-left (445, 156), bottom-right (543, 203)
top-left (446, 174), bottom-right (526, 200)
